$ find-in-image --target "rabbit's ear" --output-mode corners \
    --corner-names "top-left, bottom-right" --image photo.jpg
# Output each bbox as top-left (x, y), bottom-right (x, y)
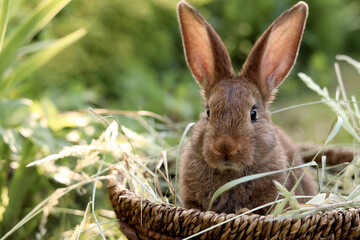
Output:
top-left (242, 1), bottom-right (308, 101)
top-left (177, 1), bottom-right (234, 92)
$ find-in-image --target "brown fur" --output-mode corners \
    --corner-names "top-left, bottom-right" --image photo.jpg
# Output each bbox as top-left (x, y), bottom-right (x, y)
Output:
top-left (177, 1), bottom-right (317, 214)
top-left (300, 144), bottom-right (360, 165)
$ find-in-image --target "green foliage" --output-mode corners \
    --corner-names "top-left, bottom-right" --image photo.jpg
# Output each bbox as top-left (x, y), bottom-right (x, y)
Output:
top-left (0, 0), bottom-right (11, 50)
top-left (26, 0), bottom-right (360, 118)
top-left (0, 0), bottom-right (86, 238)
top-left (0, 0), bottom-right (83, 96)
top-left (3, 28), bottom-right (86, 95)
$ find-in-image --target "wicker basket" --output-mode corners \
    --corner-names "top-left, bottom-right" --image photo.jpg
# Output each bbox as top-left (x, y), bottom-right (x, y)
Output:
top-left (108, 170), bottom-right (360, 239)
top-left (108, 146), bottom-right (360, 240)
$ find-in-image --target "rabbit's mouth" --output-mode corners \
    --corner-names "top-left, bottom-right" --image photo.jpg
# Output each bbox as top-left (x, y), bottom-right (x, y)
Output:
top-left (217, 161), bottom-right (244, 171)
top-left (204, 150), bottom-right (254, 171)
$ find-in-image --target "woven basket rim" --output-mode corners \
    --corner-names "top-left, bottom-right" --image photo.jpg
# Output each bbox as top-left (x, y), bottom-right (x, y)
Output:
top-left (108, 168), bottom-right (360, 240)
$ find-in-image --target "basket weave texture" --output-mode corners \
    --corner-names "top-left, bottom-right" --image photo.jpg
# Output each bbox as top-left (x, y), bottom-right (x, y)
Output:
top-left (108, 168), bottom-right (360, 240)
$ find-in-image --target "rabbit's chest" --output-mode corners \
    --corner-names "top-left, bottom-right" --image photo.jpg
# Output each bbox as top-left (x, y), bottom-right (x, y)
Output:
top-left (196, 168), bottom-right (285, 214)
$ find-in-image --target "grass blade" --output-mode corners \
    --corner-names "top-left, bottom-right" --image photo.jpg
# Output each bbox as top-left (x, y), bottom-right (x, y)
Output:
top-left (0, 174), bottom-right (110, 240)
top-left (325, 116), bottom-right (343, 145)
top-left (298, 73), bottom-right (360, 142)
top-left (347, 184), bottom-right (360, 201)
top-left (336, 55), bottom-right (360, 74)
top-left (271, 116), bottom-right (343, 215)
top-left (75, 201), bottom-right (91, 240)
top-left (17, 39), bottom-right (57, 56)
top-left (320, 155), bottom-right (326, 189)
top-left (175, 122), bottom-right (195, 204)
top-left (91, 156), bottom-right (106, 240)
top-left (0, 0), bottom-right (71, 83)
top-left (0, 0), bottom-right (11, 52)
top-left (3, 28), bottom-right (86, 93)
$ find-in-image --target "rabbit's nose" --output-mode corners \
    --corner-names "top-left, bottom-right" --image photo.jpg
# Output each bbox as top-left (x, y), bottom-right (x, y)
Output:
top-left (214, 136), bottom-right (239, 157)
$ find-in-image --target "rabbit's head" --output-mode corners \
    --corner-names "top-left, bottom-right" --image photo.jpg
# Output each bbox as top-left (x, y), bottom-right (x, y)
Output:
top-left (177, 1), bottom-right (308, 170)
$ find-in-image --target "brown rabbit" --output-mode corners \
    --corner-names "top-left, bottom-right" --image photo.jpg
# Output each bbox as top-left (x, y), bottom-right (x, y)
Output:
top-left (177, 1), bottom-right (318, 214)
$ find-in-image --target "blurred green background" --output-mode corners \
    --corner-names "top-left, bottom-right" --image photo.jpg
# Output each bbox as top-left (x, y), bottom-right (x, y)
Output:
top-left (1, 0), bottom-right (360, 238)
top-left (24, 0), bottom-right (360, 140)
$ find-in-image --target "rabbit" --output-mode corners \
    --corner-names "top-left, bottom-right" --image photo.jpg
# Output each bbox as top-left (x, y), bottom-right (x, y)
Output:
top-left (177, 1), bottom-right (318, 215)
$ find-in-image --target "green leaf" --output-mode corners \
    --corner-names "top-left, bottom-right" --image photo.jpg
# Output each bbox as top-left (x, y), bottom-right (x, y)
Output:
top-left (0, 0), bottom-right (71, 86)
top-left (4, 28), bottom-right (86, 92)
top-left (1, 140), bottom-right (39, 236)
top-left (0, 0), bottom-right (11, 51)
top-left (273, 180), bottom-right (300, 210)
top-left (17, 39), bottom-right (57, 57)
top-left (31, 98), bottom-right (76, 131)
top-left (324, 116), bottom-right (343, 145)
top-left (25, 124), bottom-right (57, 153)
top-left (105, 121), bottom-right (119, 143)
top-left (0, 126), bottom-right (22, 153)
top-left (0, 98), bottom-right (31, 127)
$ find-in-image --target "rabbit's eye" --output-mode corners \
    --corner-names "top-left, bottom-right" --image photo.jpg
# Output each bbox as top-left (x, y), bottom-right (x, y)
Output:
top-left (250, 106), bottom-right (257, 123)
top-left (206, 109), bottom-right (210, 120)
